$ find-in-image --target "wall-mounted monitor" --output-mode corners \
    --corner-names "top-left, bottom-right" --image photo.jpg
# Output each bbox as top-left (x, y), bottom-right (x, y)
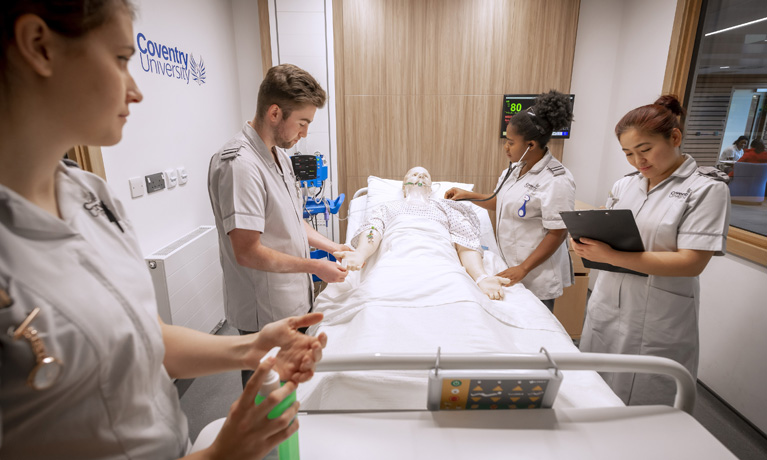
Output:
top-left (500, 94), bottom-right (575, 139)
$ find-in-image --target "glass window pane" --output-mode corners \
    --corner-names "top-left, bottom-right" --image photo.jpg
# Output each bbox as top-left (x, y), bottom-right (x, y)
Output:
top-left (683, 0), bottom-right (767, 237)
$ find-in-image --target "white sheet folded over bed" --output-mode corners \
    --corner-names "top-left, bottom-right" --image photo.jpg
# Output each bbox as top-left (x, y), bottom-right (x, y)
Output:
top-left (300, 208), bottom-right (623, 410)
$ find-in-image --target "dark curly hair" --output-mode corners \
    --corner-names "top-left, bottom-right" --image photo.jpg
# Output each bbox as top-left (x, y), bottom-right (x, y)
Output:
top-left (615, 95), bottom-right (685, 140)
top-left (508, 90), bottom-right (574, 148)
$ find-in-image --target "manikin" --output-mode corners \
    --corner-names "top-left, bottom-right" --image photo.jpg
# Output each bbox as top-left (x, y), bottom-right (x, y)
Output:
top-left (334, 167), bottom-right (511, 300)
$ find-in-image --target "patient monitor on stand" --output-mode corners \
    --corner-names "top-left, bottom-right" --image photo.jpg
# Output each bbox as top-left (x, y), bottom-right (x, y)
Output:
top-left (291, 152), bottom-right (345, 282)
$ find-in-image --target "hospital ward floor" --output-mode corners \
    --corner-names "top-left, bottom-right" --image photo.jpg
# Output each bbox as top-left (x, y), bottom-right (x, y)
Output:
top-left (176, 322), bottom-right (767, 459)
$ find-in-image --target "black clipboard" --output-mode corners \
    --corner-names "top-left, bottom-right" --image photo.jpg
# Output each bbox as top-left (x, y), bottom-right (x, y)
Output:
top-left (560, 209), bottom-right (648, 277)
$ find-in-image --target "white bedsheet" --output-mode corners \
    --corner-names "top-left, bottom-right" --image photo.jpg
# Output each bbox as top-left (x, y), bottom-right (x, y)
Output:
top-left (300, 205), bottom-right (623, 410)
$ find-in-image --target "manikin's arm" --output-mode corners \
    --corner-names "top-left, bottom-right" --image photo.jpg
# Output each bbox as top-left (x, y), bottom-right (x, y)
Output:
top-left (456, 245), bottom-right (511, 300)
top-left (333, 228), bottom-right (382, 270)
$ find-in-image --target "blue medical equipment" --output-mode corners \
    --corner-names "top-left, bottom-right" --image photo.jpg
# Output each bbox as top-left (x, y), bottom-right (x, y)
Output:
top-left (292, 153), bottom-right (345, 282)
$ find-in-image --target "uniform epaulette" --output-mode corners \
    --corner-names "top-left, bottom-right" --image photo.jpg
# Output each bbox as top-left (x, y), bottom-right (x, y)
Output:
top-left (547, 163), bottom-right (566, 176)
top-left (696, 166), bottom-right (729, 183)
top-left (220, 141), bottom-right (246, 160)
top-left (624, 170), bottom-right (641, 177)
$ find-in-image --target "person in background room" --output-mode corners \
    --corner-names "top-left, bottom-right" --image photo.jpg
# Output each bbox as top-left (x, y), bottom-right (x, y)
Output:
top-left (572, 95), bottom-right (731, 406)
top-left (0, 1), bottom-right (326, 458)
top-left (445, 90), bottom-right (576, 312)
top-left (208, 64), bottom-right (349, 388)
top-left (719, 135), bottom-right (749, 162)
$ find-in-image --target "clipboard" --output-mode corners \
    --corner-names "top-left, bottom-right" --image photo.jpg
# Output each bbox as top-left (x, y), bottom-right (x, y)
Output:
top-left (559, 209), bottom-right (648, 277)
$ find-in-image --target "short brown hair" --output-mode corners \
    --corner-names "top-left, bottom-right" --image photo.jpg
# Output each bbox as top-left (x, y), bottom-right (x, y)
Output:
top-left (256, 64), bottom-right (326, 120)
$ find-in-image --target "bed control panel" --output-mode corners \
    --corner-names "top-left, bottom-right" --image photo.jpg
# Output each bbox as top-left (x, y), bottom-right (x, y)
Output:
top-left (427, 369), bottom-right (562, 410)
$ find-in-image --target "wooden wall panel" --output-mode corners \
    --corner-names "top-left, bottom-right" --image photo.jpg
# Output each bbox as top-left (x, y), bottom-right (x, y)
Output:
top-left (336, 0), bottom-right (580, 239)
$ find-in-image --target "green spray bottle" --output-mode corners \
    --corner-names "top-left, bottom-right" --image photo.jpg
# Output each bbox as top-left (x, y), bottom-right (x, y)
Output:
top-left (254, 347), bottom-right (300, 460)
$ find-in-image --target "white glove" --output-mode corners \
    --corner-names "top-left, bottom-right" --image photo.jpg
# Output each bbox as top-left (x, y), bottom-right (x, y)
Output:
top-left (477, 275), bottom-right (511, 300)
top-left (333, 250), bottom-right (367, 271)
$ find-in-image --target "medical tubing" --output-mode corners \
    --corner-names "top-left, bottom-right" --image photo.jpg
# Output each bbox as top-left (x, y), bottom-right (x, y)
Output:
top-left (314, 352), bottom-right (697, 414)
top-left (456, 146), bottom-right (530, 203)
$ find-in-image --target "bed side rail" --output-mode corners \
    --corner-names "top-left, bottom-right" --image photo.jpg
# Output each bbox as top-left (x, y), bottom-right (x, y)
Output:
top-left (315, 352), bottom-right (696, 414)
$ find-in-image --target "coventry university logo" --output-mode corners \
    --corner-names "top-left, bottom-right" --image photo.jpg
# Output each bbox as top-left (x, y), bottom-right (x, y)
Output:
top-left (136, 32), bottom-right (208, 86)
top-left (189, 54), bottom-right (206, 85)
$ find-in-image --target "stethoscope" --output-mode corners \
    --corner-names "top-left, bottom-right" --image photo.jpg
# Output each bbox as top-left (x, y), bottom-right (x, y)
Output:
top-left (456, 145), bottom-right (531, 203)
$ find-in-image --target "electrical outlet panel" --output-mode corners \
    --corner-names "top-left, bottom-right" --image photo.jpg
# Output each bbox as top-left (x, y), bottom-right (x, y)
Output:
top-left (177, 166), bottom-right (188, 185)
top-left (145, 173), bottom-right (165, 193)
top-left (129, 177), bottom-right (145, 198)
top-left (163, 169), bottom-right (178, 189)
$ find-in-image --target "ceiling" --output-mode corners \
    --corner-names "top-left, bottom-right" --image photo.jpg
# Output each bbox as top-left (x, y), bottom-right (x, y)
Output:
top-left (696, 0), bottom-right (767, 76)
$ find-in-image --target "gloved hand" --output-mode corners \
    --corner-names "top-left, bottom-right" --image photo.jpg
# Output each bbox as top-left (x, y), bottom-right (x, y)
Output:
top-left (477, 275), bottom-right (511, 300)
top-left (333, 250), bottom-right (367, 271)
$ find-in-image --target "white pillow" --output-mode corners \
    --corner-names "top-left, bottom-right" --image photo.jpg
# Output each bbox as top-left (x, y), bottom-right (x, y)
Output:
top-left (364, 175), bottom-right (474, 218)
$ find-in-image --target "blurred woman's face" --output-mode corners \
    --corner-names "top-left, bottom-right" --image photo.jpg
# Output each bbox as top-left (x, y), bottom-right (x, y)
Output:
top-left (619, 127), bottom-right (684, 188)
top-left (503, 124), bottom-right (531, 163)
top-left (736, 139), bottom-right (748, 150)
top-left (54, 5), bottom-right (143, 146)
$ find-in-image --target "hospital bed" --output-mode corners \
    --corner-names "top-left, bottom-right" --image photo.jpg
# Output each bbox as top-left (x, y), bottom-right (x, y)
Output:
top-left (193, 178), bottom-right (735, 458)
top-left (289, 179), bottom-right (736, 458)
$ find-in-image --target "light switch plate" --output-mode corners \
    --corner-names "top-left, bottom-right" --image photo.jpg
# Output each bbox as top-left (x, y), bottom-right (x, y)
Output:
top-left (164, 168), bottom-right (178, 189)
top-left (145, 173), bottom-right (165, 193)
top-left (129, 176), bottom-right (145, 198)
top-left (177, 166), bottom-right (188, 185)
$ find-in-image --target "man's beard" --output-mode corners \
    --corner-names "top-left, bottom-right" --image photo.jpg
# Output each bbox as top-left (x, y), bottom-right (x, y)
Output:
top-left (274, 123), bottom-right (296, 149)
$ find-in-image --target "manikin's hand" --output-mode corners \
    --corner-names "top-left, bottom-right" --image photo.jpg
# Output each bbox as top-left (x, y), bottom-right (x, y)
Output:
top-left (314, 259), bottom-right (347, 283)
top-left (206, 359), bottom-right (299, 460)
top-left (478, 276), bottom-right (511, 300)
top-left (570, 237), bottom-right (614, 264)
top-left (249, 312), bottom-right (328, 383)
top-left (444, 187), bottom-right (470, 201)
top-left (333, 250), bottom-right (366, 271)
top-left (495, 265), bottom-right (529, 286)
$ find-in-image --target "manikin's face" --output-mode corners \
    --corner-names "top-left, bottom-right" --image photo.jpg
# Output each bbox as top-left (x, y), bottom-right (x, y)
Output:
top-left (55, 5), bottom-right (143, 146)
top-left (402, 167), bottom-right (432, 197)
top-left (273, 104), bottom-right (317, 149)
top-left (619, 127), bottom-right (684, 187)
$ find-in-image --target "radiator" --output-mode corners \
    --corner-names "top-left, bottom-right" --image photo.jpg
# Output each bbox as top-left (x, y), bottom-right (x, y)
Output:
top-left (146, 225), bottom-right (225, 334)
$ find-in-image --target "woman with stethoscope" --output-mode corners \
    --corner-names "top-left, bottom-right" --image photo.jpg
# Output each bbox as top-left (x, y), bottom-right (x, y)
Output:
top-left (446, 91), bottom-right (576, 311)
top-left (572, 95), bottom-right (730, 406)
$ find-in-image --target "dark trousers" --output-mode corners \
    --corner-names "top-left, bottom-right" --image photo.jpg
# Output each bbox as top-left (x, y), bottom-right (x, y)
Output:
top-left (541, 298), bottom-right (555, 312)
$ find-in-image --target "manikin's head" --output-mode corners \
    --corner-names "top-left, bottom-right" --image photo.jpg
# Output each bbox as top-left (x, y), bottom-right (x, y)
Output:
top-left (402, 167), bottom-right (432, 198)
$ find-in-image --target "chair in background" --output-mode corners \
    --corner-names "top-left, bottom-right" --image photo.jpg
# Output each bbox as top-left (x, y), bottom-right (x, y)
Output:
top-left (728, 162), bottom-right (767, 205)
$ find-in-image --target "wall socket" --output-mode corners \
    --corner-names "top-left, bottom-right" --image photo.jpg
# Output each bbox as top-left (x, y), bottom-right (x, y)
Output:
top-left (145, 173), bottom-right (165, 193)
top-left (129, 177), bottom-right (145, 198)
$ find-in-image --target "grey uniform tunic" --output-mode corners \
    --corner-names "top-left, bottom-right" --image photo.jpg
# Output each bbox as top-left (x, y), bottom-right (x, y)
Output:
top-left (580, 155), bottom-right (731, 406)
top-left (0, 164), bottom-right (187, 459)
top-left (495, 152), bottom-right (575, 300)
top-left (208, 123), bottom-right (312, 332)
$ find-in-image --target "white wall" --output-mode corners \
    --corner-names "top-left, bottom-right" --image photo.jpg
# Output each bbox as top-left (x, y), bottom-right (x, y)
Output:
top-left (232, 0), bottom-right (264, 123)
top-left (565, 0), bottom-right (676, 207)
top-left (102, 0), bottom-right (258, 255)
top-left (699, 255), bottom-right (767, 433)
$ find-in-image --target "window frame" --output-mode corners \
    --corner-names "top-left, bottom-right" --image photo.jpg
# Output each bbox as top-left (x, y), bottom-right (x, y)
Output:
top-left (664, 0), bottom-right (767, 267)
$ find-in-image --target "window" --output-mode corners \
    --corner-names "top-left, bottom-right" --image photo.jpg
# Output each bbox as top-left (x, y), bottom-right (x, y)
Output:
top-left (677, 0), bottom-right (767, 265)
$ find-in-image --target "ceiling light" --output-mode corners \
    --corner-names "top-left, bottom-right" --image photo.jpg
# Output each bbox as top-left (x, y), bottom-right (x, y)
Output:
top-left (720, 66), bottom-right (730, 69)
top-left (705, 16), bottom-right (767, 37)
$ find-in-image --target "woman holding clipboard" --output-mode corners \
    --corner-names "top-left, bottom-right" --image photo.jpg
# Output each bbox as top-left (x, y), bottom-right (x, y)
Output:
top-left (571, 95), bottom-right (731, 406)
top-left (446, 91), bottom-right (576, 311)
